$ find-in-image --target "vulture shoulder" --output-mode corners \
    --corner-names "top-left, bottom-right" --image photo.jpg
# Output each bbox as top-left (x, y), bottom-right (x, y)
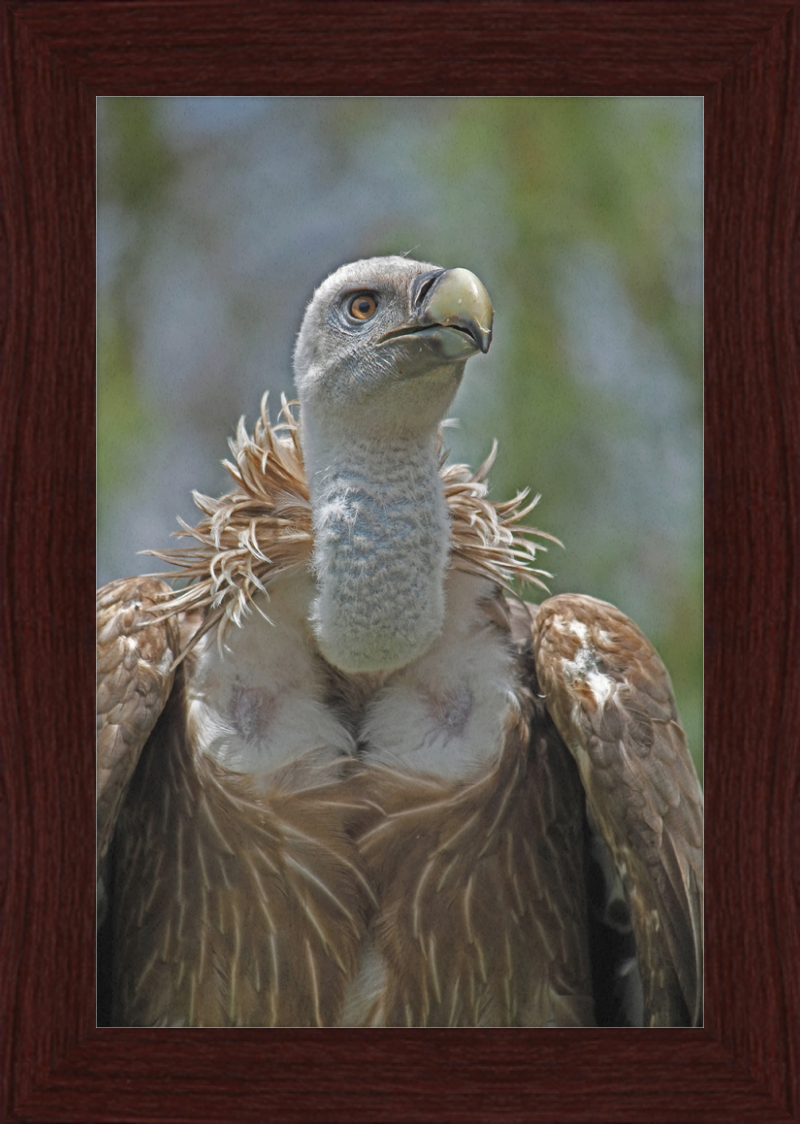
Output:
top-left (527, 593), bottom-right (703, 1027)
top-left (96, 576), bottom-right (181, 885)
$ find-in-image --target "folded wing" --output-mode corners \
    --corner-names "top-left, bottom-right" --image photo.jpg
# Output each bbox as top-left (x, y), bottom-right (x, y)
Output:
top-left (531, 593), bottom-right (703, 1026)
top-left (96, 577), bottom-right (180, 906)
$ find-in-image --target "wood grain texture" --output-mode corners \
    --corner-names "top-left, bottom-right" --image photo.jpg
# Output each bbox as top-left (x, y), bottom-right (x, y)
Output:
top-left (0, 1), bottom-right (798, 1120)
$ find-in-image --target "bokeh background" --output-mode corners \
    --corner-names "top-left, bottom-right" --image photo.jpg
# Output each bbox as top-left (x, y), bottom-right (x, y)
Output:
top-left (97, 96), bottom-right (703, 773)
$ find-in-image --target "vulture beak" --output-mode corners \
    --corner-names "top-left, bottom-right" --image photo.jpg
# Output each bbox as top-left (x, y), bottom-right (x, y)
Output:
top-left (381, 268), bottom-right (494, 358)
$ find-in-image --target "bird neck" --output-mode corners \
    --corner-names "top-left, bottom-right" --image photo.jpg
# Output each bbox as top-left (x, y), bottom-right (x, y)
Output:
top-left (302, 426), bottom-right (450, 674)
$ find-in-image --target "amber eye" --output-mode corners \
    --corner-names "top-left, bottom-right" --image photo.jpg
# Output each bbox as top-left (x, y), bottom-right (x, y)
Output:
top-left (348, 293), bottom-right (378, 321)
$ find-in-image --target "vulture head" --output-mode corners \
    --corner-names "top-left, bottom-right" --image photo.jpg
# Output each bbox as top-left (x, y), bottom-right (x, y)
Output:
top-left (293, 255), bottom-right (493, 440)
top-left (292, 256), bottom-right (495, 675)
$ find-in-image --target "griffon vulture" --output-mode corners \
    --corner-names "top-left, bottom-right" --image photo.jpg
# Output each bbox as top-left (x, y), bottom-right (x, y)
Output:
top-left (97, 255), bottom-right (703, 1027)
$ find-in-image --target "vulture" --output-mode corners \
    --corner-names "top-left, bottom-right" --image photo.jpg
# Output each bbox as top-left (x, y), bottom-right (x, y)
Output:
top-left (97, 255), bottom-right (703, 1028)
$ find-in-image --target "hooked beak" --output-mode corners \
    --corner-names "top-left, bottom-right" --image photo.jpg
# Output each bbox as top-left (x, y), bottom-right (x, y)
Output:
top-left (380, 268), bottom-right (494, 358)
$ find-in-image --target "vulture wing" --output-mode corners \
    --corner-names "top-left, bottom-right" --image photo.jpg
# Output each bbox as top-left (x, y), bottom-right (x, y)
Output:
top-left (530, 593), bottom-right (703, 1027)
top-left (96, 577), bottom-right (181, 903)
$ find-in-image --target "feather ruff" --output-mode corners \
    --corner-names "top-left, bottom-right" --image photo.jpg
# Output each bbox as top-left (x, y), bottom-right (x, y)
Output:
top-left (144, 396), bottom-right (557, 659)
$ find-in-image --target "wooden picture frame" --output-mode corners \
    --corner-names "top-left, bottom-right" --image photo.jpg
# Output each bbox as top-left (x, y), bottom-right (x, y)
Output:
top-left (1, 3), bottom-right (798, 1121)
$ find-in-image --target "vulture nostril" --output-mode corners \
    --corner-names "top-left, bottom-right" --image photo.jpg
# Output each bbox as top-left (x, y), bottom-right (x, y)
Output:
top-left (413, 269), bottom-right (444, 311)
top-left (417, 277), bottom-right (437, 305)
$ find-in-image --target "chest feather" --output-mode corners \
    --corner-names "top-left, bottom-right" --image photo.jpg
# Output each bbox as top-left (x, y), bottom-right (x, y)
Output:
top-left (113, 573), bottom-right (591, 1026)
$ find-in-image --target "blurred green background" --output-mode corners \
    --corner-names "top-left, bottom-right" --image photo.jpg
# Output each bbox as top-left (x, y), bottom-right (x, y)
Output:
top-left (97, 96), bottom-right (703, 774)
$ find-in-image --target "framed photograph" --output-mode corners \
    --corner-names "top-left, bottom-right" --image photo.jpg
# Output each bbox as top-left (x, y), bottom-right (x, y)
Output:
top-left (95, 95), bottom-right (704, 1031)
top-left (2, 4), bottom-right (798, 1121)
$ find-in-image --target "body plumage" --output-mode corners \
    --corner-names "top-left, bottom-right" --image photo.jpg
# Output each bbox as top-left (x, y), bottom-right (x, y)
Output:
top-left (97, 257), bottom-right (702, 1027)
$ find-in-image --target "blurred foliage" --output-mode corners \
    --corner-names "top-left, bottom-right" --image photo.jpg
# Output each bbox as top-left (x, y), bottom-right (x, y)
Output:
top-left (97, 98), bottom-right (173, 550)
top-left (97, 97), bottom-right (702, 775)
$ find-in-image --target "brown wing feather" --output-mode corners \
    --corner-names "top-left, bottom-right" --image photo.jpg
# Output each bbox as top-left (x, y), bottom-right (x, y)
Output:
top-left (96, 577), bottom-right (181, 885)
top-left (530, 593), bottom-right (703, 1027)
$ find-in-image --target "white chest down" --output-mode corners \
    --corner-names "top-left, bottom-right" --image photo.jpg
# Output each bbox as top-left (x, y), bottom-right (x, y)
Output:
top-left (186, 569), bottom-right (517, 786)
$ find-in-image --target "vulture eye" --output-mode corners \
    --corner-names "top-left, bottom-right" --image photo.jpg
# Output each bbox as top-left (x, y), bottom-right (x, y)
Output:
top-left (348, 293), bottom-right (378, 321)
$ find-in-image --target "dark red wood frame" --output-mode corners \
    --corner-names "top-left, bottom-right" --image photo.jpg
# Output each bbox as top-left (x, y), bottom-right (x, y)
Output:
top-left (1, 3), bottom-right (798, 1121)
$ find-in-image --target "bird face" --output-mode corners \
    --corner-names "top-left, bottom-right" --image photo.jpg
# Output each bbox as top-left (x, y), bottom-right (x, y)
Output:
top-left (294, 256), bottom-right (493, 439)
